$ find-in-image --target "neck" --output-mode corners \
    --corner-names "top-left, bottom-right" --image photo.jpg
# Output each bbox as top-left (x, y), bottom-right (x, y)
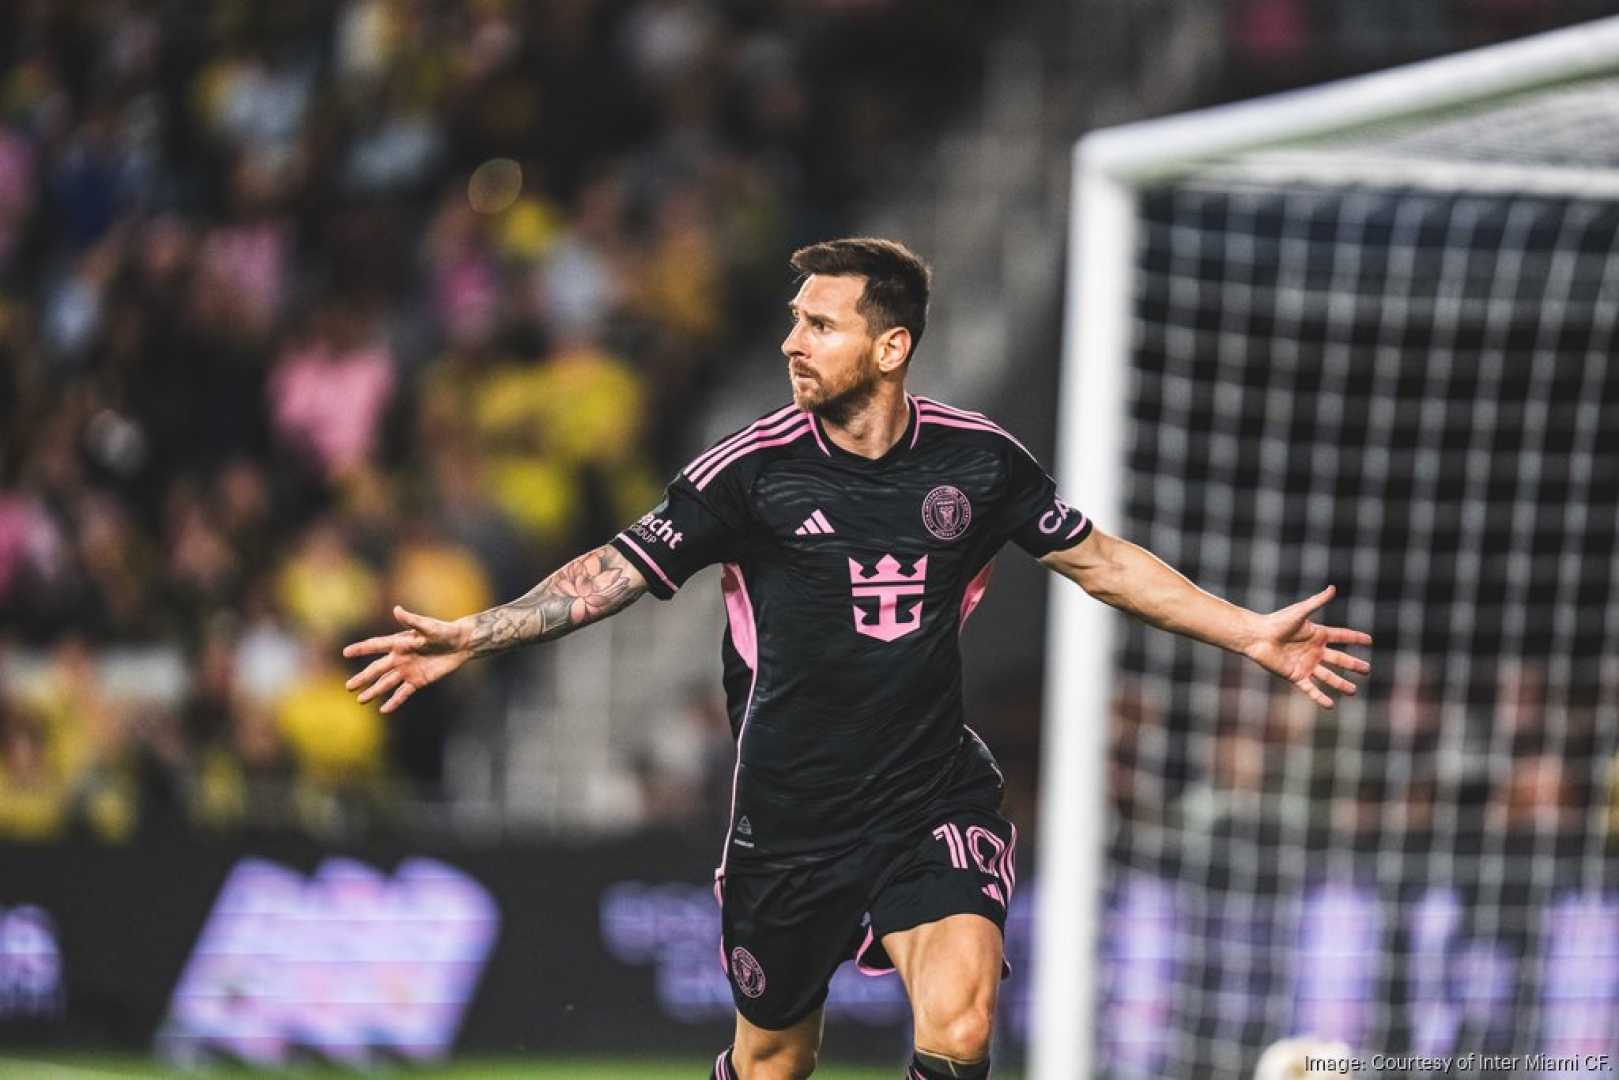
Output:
top-left (818, 382), bottom-right (910, 460)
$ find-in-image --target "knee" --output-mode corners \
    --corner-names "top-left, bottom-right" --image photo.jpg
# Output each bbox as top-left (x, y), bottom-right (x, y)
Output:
top-left (734, 1042), bottom-right (818, 1079)
top-left (919, 1002), bottom-right (994, 1063)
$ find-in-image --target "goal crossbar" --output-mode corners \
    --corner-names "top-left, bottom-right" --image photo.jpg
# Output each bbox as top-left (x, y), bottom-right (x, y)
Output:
top-left (1080, 16), bottom-right (1619, 182)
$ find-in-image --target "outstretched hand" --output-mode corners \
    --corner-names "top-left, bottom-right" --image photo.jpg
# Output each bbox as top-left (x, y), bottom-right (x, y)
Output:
top-left (343, 606), bottom-right (472, 714)
top-left (1245, 585), bottom-right (1372, 709)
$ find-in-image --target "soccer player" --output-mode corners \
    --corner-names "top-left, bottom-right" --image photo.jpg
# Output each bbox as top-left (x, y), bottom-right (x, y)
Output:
top-left (343, 239), bottom-right (1372, 1079)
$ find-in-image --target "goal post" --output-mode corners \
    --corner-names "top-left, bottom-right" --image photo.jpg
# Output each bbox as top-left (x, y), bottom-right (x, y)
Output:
top-left (1036, 16), bottom-right (1619, 1080)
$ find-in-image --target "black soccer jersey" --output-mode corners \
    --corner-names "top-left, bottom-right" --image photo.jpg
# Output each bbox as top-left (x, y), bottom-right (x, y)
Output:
top-left (610, 395), bottom-right (1092, 872)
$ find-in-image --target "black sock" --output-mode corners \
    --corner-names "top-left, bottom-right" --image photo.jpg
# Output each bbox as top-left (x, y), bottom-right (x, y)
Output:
top-left (711, 1047), bottom-right (737, 1079)
top-left (908, 1049), bottom-right (990, 1079)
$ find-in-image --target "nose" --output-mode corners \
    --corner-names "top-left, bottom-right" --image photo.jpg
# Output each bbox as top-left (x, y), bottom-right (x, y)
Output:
top-left (782, 321), bottom-right (806, 360)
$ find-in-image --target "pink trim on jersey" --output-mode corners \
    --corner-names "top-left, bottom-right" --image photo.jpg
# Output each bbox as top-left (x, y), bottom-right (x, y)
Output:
top-left (915, 412), bottom-right (1033, 455)
top-left (720, 563), bottom-right (757, 671)
top-left (913, 395), bottom-right (997, 424)
top-left (687, 409), bottom-right (807, 481)
top-left (712, 871), bottom-right (726, 991)
top-left (691, 418), bottom-right (812, 490)
top-left (804, 395), bottom-right (919, 459)
top-left (914, 398), bottom-right (1036, 460)
top-left (809, 413), bottom-right (832, 456)
top-left (959, 561), bottom-right (995, 630)
top-left (714, 1050), bottom-right (732, 1079)
top-left (718, 565), bottom-right (760, 878)
top-left (615, 533), bottom-right (679, 594)
top-left (853, 926), bottom-right (892, 976)
top-left (921, 400), bottom-right (1086, 549)
top-left (683, 403), bottom-right (800, 477)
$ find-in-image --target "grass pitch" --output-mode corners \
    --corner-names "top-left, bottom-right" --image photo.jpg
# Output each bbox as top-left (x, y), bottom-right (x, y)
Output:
top-left (0, 1055), bottom-right (1023, 1079)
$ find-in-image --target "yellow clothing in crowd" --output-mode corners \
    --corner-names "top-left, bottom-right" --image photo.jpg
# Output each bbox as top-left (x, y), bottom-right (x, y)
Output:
top-left (390, 538), bottom-right (494, 619)
top-left (276, 543), bottom-right (380, 641)
top-left (276, 671), bottom-right (385, 784)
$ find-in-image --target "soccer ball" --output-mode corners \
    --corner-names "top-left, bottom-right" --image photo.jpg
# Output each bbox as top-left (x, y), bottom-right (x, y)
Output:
top-left (1253, 1037), bottom-right (1356, 1080)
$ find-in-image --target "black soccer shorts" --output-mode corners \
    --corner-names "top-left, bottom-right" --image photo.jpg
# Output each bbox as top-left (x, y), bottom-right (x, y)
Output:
top-left (715, 805), bottom-right (1019, 1030)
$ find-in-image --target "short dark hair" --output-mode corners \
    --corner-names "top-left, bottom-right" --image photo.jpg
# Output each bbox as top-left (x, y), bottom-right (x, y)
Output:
top-left (790, 238), bottom-right (931, 363)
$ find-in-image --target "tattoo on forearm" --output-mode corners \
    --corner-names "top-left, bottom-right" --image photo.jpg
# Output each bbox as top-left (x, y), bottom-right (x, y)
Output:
top-left (467, 546), bottom-right (646, 656)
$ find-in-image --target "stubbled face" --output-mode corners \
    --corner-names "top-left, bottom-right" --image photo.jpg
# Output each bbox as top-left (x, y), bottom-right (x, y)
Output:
top-left (781, 274), bottom-right (882, 421)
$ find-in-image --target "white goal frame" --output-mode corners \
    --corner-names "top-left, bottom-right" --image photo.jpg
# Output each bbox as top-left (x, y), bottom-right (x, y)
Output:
top-left (1034, 16), bottom-right (1619, 1080)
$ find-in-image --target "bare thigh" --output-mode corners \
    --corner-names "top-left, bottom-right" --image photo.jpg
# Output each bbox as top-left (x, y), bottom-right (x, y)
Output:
top-left (882, 913), bottom-right (1002, 1060)
top-left (731, 1005), bottom-right (824, 1079)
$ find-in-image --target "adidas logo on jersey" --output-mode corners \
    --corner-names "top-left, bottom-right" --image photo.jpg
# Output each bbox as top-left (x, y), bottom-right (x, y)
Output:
top-left (794, 510), bottom-right (835, 536)
top-left (736, 816), bottom-right (753, 837)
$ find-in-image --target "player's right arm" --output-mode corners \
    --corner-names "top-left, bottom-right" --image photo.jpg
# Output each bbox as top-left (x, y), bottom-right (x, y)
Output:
top-left (345, 410), bottom-right (763, 713)
top-left (342, 543), bottom-right (648, 713)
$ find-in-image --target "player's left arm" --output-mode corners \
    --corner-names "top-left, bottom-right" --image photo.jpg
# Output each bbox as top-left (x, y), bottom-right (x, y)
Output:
top-left (1039, 527), bottom-right (1372, 708)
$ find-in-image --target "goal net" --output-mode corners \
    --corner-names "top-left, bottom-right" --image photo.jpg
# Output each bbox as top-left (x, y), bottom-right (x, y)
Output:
top-left (1038, 19), bottom-right (1619, 1080)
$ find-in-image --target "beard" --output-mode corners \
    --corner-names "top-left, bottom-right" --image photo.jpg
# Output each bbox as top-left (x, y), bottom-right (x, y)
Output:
top-left (793, 356), bottom-right (881, 425)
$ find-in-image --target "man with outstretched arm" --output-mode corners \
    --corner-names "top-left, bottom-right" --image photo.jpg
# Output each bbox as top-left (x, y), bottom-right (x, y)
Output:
top-left (344, 238), bottom-right (1371, 1080)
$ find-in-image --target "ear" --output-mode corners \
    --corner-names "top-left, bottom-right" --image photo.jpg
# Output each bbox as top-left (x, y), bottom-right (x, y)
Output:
top-left (875, 326), bottom-right (912, 374)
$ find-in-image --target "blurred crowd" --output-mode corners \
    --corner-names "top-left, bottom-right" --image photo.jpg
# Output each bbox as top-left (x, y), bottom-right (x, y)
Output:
top-left (1109, 658), bottom-right (1619, 866)
top-left (0, 0), bottom-right (999, 841)
top-left (1226, 0), bottom-right (1618, 95)
top-left (6, 0), bottom-right (1606, 847)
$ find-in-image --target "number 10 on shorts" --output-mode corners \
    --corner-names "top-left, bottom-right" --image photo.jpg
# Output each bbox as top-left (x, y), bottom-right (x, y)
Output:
top-left (933, 822), bottom-right (1013, 908)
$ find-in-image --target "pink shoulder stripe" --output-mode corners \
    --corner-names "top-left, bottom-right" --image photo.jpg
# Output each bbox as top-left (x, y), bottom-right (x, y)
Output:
top-left (691, 418), bottom-right (811, 490)
top-left (914, 397), bottom-right (1028, 442)
top-left (914, 396), bottom-right (1013, 429)
top-left (614, 533), bottom-right (679, 594)
top-left (916, 408), bottom-right (1036, 460)
top-left (683, 403), bottom-right (801, 477)
top-left (683, 403), bottom-right (801, 476)
top-left (913, 408), bottom-right (1036, 459)
top-left (913, 395), bottom-right (989, 420)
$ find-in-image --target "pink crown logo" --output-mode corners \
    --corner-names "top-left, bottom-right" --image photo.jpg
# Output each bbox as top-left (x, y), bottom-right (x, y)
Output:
top-left (848, 555), bottom-right (927, 642)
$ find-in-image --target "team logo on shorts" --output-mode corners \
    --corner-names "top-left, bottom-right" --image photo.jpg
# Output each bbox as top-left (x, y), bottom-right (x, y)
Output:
top-left (730, 946), bottom-right (767, 998)
top-left (922, 485), bottom-right (972, 541)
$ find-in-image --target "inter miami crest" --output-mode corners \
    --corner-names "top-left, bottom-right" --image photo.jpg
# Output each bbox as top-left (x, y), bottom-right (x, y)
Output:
top-left (730, 946), bottom-right (767, 998)
top-left (922, 485), bottom-right (971, 541)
